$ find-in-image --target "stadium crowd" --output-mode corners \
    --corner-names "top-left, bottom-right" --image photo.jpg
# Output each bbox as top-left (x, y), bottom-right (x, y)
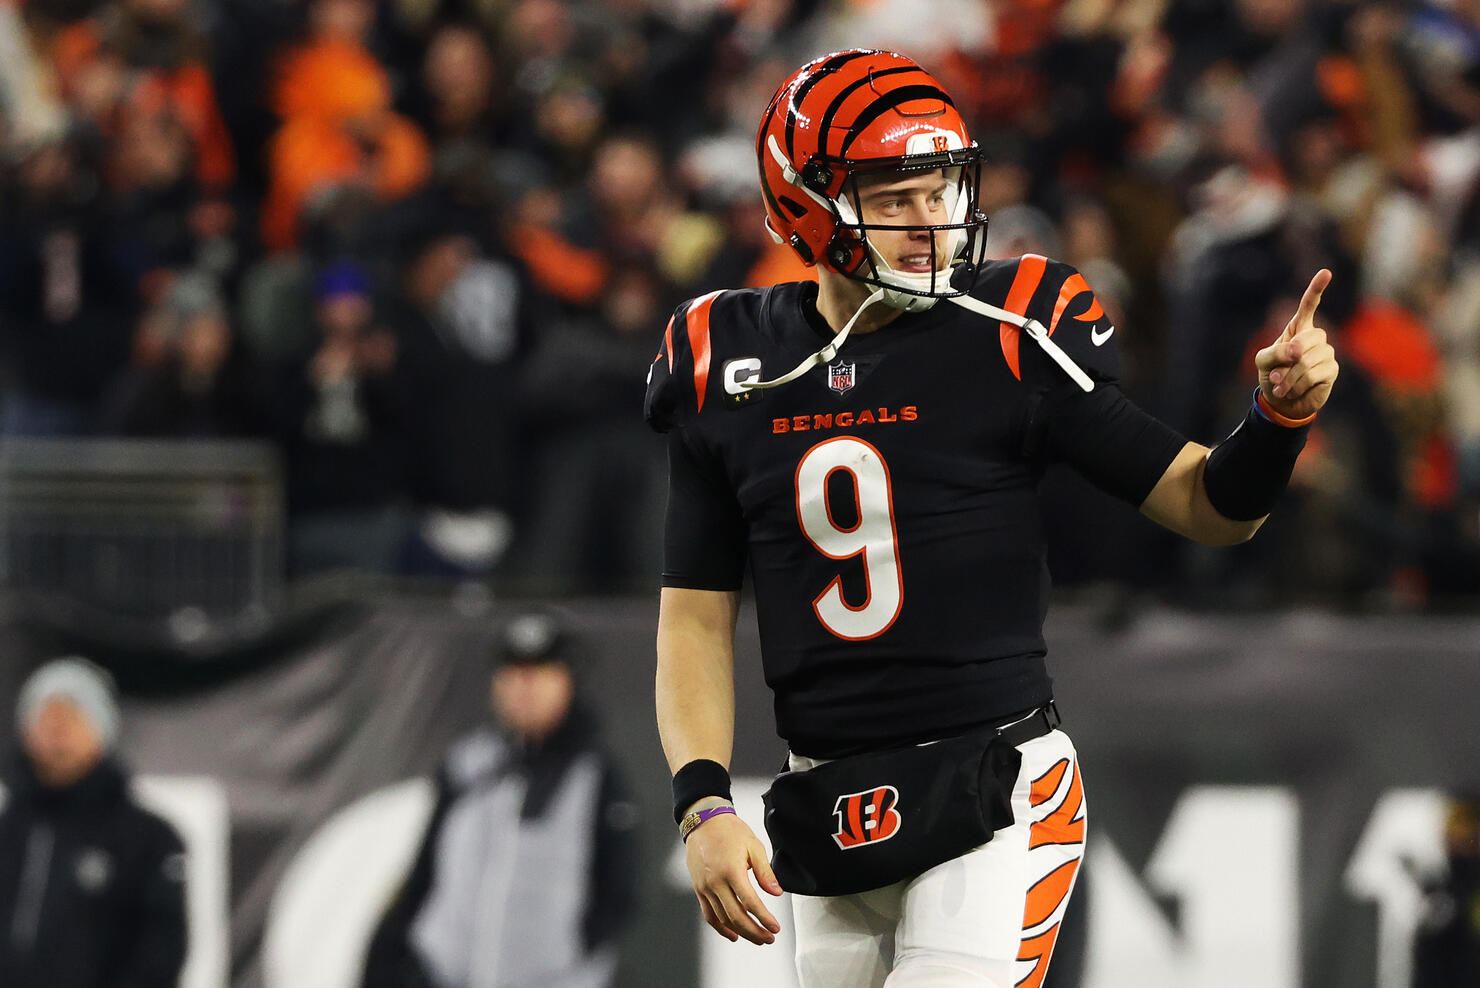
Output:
top-left (0, 0), bottom-right (1477, 603)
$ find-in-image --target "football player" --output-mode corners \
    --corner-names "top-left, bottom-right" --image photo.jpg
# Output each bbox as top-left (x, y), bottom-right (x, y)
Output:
top-left (647, 49), bottom-right (1338, 988)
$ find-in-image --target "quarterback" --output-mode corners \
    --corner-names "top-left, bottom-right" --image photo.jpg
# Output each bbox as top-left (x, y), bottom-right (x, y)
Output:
top-left (647, 49), bottom-right (1338, 987)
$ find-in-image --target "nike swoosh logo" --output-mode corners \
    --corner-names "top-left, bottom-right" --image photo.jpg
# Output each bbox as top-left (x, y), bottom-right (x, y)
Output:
top-left (1091, 325), bottom-right (1115, 347)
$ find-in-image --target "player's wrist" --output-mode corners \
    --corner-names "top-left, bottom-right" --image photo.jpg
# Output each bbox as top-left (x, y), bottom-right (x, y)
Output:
top-left (1204, 390), bottom-right (1311, 521)
top-left (679, 803), bottom-right (738, 842)
top-left (672, 758), bottom-right (733, 825)
top-left (1254, 387), bottom-right (1317, 428)
top-left (682, 794), bottom-right (733, 815)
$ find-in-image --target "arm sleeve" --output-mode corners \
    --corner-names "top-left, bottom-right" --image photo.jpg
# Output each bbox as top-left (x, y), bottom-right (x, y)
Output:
top-left (112, 821), bottom-right (187, 988)
top-left (662, 429), bottom-right (747, 590)
top-left (1031, 383), bottom-right (1190, 507)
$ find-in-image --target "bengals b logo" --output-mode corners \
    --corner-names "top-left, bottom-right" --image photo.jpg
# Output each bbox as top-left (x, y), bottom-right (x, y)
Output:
top-left (832, 785), bottom-right (902, 849)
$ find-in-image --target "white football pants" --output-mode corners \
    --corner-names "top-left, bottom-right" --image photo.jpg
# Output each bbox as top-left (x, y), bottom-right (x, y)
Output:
top-left (788, 729), bottom-right (1085, 988)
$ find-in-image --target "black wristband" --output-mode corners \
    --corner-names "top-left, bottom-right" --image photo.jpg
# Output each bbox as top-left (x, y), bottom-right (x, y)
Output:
top-left (672, 759), bottom-right (732, 824)
top-left (1203, 392), bottom-right (1310, 521)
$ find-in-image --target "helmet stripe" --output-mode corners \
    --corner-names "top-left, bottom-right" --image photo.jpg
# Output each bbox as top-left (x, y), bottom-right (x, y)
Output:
top-left (839, 85), bottom-right (957, 156)
top-left (757, 96), bottom-right (787, 220)
top-left (777, 195), bottom-right (808, 218)
top-left (816, 66), bottom-right (926, 160)
top-left (786, 49), bottom-right (873, 161)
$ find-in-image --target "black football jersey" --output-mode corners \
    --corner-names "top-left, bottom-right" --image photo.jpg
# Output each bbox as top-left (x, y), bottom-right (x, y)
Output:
top-left (646, 256), bottom-right (1187, 757)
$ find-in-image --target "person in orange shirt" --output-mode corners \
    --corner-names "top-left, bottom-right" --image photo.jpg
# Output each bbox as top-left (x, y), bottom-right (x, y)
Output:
top-left (50, 0), bottom-right (236, 192)
top-left (260, 0), bottom-right (431, 251)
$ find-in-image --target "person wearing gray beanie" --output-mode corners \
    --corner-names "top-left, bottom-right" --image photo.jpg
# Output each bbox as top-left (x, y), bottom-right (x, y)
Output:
top-left (1, 656), bottom-right (188, 987)
top-left (15, 656), bottom-right (120, 780)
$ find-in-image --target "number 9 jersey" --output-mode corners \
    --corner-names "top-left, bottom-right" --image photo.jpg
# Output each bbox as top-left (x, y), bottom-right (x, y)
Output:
top-left (646, 256), bottom-right (1188, 759)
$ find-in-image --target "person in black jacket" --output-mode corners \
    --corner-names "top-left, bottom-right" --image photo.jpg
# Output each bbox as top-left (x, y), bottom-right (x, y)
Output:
top-left (0, 657), bottom-right (187, 988)
top-left (362, 611), bottom-right (639, 988)
top-left (1413, 794), bottom-right (1480, 988)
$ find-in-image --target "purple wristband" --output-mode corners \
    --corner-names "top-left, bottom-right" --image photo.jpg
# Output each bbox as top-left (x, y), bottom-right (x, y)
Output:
top-left (680, 804), bottom-right (736, 842)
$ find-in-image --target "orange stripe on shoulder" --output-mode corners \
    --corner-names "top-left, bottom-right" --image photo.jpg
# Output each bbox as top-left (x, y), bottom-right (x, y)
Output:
top-left (1048, 272), bottom-right (1104, 336)
top-left (663, 314), bottom-right (675, 371)
top-left (685, 291), bottom-right (724, 413)
top-left (999, 254), bottom-right (1047, 381)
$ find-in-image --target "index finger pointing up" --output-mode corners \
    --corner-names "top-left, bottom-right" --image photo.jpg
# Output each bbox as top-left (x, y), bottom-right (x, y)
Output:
top-left (1295, 268), bottom-right (1333, 325)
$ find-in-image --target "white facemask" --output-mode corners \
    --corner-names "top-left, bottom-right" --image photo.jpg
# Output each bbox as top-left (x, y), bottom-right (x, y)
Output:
top-left (834, 171), bottom-right (972, 312)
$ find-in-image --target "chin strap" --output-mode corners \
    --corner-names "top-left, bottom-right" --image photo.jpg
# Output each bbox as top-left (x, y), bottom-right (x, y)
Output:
top-left (947, 294), bottom-right (1096, 393)
top-left (743, 287), bottom-right (888, 391)
top-left (740, 286), bottom-right (1097, 395)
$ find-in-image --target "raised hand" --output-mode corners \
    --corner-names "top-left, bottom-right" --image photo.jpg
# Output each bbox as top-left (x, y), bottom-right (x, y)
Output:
top-left (1255, 269), bottom-right (1339, 421)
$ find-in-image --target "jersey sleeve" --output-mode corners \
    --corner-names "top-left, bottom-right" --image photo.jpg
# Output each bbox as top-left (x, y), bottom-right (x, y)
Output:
top-left (648, 291), bottom-right (747, 587)
top-left (645, 292), bottom-right (726, 433)
top-left (1030, 257), bottom-right (1121, 386)
top-left (662, 429), bottom-right (747, 590)
top-left (644, 306), bottom-right (687, 433)
top-left (1018, 259), bottom-right (1188, 505)
top-left (1031, 385), bottom-right (1189, 505)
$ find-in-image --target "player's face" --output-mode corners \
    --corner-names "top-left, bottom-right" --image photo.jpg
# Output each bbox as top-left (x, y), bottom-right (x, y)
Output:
top-left (854, 168), bottom-right (956, 274)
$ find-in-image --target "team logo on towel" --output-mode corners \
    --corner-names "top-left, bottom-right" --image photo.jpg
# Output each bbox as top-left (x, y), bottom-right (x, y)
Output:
top-left (832, 785), bottom-right (902, 849)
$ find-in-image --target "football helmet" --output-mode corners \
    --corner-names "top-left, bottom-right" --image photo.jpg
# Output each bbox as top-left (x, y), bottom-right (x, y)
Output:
top-left (757, 49), bottom-right (989, 312)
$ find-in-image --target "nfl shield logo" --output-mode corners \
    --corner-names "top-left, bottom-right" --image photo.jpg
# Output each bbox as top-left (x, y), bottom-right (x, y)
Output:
top-left (828, 361), bottom-right (856, 395)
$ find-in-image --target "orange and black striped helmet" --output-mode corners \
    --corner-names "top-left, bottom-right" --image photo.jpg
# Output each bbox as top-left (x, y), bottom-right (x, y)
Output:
top-left (756, 49), bottom-right (988, 304)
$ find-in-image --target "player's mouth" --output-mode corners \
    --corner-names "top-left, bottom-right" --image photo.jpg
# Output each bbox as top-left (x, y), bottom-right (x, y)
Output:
top-left (897, 253), bottom-right (935, 273)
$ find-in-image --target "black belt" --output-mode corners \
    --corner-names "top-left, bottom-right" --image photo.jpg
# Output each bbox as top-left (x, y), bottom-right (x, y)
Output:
top-left (992, 701), bottom-right (1061, 748)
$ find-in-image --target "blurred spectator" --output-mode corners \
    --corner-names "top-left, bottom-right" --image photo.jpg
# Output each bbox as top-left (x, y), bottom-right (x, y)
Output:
top-left (1161, 161), bottom-right (1302, 438)
top-left (49, 0), bottom-right (236, 192)
top-left (383, 203), bottom-right (534, 576)
top-left (0, 657), bottom-right (187, 988)
top-left (107, 104), bottom-right (239, 297)
top-left (273, 260), bottom-right (417, 574)
top-left (0, 130), bottom-right (137, 435)
top-left (411, 21), bottom-right (508, 146)
top-left (0, 0), bottom-right (1473, 603)
top-left (1402, 0), bottom-right (1480, 134)
top-left (506, 132), bottom-right (696, 314)
top-left (262, 0), bottom-right (431, 250)
top-left (1413, 794), bottom-right (1480, 987)
top-left (506, 177), bottom-right (611, 310)
top-left (361, 611), bottom-right (639, 988)
top-left (101, 272), bottom-right (261, 437)
top-left (512, 260), bottom-right (668, 593)
top-left (522, 72), bottom-right (608, 189)
top-left (238, 185), bottom-right (382, 364)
